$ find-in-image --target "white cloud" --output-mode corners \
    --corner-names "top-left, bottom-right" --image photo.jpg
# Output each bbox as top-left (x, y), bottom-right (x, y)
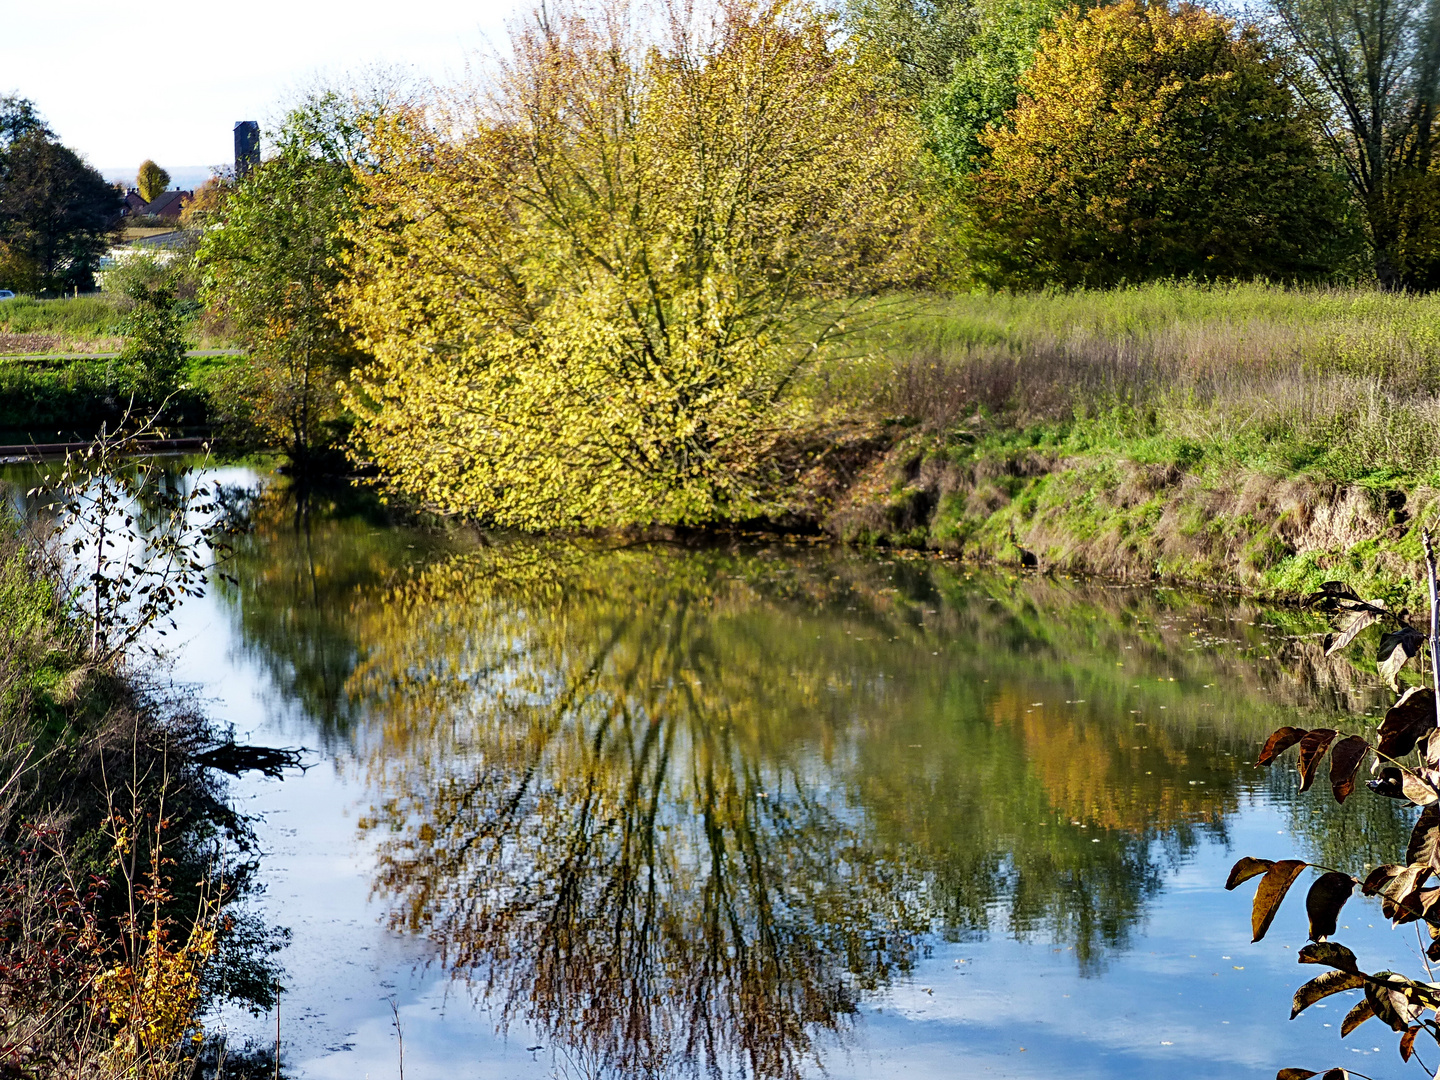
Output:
top-left (4, 0), bottom-right (515, 170)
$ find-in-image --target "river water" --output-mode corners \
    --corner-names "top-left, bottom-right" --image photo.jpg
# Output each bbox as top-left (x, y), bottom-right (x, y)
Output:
top-left (13, 463), bottom-right (1431, 1078)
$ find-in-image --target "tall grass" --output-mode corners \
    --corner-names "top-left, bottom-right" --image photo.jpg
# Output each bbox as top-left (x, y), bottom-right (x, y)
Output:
top-left (825, 284), bottom-right (1440, 484)
top-left (0, 294), bottom-right (121, 337)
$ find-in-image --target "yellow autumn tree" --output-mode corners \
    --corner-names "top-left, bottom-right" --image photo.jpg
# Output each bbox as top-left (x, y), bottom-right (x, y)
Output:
top-left (339, 0), bottom-right (942, 529)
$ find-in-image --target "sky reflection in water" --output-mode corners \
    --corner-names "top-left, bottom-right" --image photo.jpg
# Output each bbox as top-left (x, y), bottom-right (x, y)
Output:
top-left (58, 468), bottom-right (1433, 1078)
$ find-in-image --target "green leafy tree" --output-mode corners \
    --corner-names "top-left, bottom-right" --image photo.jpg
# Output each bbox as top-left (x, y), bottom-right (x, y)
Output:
top-left (0, 108), bottom-right (120, 293)
top-left (135, 159), bottom-right (170, 202)
top-left (970, 0), bottom-right (1356, 287)
top-left (116, 259), bottom-right (188, 399)
top-left (924, 0), bottom-right (1076, 171)
top-left (843, 0), bottom-right (1076, 172)
top-left (1265, 0), bottom-right (1440, 289)
top-left (197, 97), bottom-right (367, 468)
top-left (0, 94), bottom-right (51, 147)
top-left (340, 0), bottom-right (942, 529)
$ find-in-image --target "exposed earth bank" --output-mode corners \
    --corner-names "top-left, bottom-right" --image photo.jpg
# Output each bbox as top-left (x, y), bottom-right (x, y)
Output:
top-left (814, 427), bottom-right (1430, 608)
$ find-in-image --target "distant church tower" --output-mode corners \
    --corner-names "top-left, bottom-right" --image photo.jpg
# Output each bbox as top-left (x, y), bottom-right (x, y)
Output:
top-left (234, 121), bottom-right (260, 177)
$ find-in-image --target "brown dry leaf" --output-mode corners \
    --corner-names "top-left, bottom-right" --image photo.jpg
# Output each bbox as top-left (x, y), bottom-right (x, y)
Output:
top-left (1226, 856), bottom-right (1275, 891)
top-left (1378, 627), bottom-right (1423, 691)
top-left (1376, 687), bottom-right (1436, 760)
top-left (1298, 730), bottom-right (1338, 793)
top-left (1298, 941), bottom-right (1360, 971)
top-left (1257, 727), bottom-right (1307, 767)
top-left (1305, 872), bottom-right (1355, 942)
top-left (1253, 860), bottom-right (1307, 942)
top-left (1339, 997), bottom-right (1373, 1036)
top-left (1290, 969), bottom-right (1365, 1018)
top-left (1406, 805), bottom-right (1440, 872)
top-left (1328, 735), bottom-right (1368, 803)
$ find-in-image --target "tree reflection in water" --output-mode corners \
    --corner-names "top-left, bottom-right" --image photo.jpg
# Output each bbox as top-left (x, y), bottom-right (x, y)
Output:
top-left (352, 547), bottom-right (927, 1079)
top-left (213, 488), bottom-right (1413, 1079)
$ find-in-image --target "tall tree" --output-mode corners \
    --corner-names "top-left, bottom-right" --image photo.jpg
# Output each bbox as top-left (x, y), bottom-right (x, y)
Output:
top-left (340, 0), bottom-right (943, 529)
top-left (0, 130), bottom-right (119, 293)
top-left (970, 1), bottom-right (1356, 287)
top-left (0, 95), bottom-right (51, 147)
top-left (135, 159), bottom-right (170, 202)
top-left (196, 98), bottom-right (368, 467)
top-left (843, 0), bottom-right (1077, 172)
top-left (1266, 0), bottom-right (1440, 288)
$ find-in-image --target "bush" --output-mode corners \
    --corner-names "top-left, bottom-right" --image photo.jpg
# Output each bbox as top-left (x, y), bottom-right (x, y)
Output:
top-left (969, 0), bottom-right (1359, 287)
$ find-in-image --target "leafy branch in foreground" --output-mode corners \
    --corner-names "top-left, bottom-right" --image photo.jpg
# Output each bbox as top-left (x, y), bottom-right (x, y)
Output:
top-left (26, 409), bottom-right (237, 667)
top-left (1230, 532), bottom-right (1440, 1078)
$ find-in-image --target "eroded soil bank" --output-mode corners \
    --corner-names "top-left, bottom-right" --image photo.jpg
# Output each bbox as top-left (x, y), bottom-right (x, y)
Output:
top-left (815, 427), bottom-right (1431, 608)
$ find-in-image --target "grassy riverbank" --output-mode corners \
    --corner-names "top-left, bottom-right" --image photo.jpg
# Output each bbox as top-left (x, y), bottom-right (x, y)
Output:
top-left (0, 514), bottom-right (279, 1074)
top-left (811, 284), bottom-right (1440, 607)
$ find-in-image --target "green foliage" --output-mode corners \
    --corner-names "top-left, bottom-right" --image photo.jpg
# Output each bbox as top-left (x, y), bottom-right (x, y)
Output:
top-left (841, 0), bottom-right (978, 98)
top-left (196, 97), bottom-right (365, 466)
top-left (843, 0), bottom-right (1073, 173)
top-left (968, 1), bottom-right (1357, 287)
top-left (342, 0), bottom-right (943, 529)
top-left (116, 260), bottom-right (189, 399)
top-left (1266, 0), bottom-right (1440, 289)
top-left (0, 121), bottom-right (121, 294)
top-left (0, 95), bottom-right (50, 148)
top-left (924, 0), bottom-right (1074, 171)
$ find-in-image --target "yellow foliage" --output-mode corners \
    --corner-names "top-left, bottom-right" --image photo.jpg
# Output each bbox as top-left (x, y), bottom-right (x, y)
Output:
top-left (339, 0), bottom-right (944, 528)
top-left (96, 919), bottom-right (216, 1063)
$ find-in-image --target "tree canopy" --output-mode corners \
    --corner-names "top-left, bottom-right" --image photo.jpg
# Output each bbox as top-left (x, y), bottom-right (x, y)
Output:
top-left (969, 0), bottom-right (1356, 287)
top-left (1264, 0), bottom-right (1440, 289)
top-left (0, 107), bottom-right (120, 294)
top-left (135, 159), bottom-right (170, 202)
top-left (339, 0), bottom-right (943, 529)
top-left (197, 101), bottom-right (365, 465)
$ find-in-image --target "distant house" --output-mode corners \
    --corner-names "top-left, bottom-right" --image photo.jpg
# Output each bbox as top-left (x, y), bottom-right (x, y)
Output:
top-left (118, 187), bottom-right (192, 219)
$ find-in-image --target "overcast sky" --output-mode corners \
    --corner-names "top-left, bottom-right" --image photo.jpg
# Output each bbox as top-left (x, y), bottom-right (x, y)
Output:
top-left (3, 0), bottom-right (516, 181)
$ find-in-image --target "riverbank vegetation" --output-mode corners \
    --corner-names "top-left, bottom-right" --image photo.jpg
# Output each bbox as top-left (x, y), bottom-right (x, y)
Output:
top-left (8, 0), bottom-right (1440, 599)
top-left (0, 451), bottom-right (285, 1074)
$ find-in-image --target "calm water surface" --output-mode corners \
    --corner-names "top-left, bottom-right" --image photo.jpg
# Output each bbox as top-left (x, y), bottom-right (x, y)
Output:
top-left (21, 463), bottom-right (1428, 1078)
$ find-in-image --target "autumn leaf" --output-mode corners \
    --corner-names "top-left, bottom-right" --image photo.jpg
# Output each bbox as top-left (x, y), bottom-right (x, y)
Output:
top-left (1327, 735), bottom-right (1368, 803)
top-left (1305, 872), bottom-right (1355, 942)
top-left (1290, 969), bottom-right (1365, 1018)
top-left (1297, 730), bottom-right (1338, 793)
top-left (1253, 860), bottom-right (1307, 942)
top-left (1226, 856), bottom-right (1274, 890)
top-left (1257, 727), bottom-right (1307, 767)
